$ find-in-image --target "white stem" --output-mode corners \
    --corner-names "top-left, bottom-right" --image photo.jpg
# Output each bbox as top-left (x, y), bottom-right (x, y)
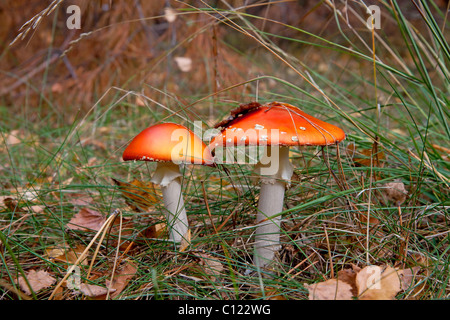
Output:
top-left (161, 177), bottom-right (189, 243)
top-left (151, 162), bottom-right (189, 244)
top-left (254, 146), bottom-right (293, 269)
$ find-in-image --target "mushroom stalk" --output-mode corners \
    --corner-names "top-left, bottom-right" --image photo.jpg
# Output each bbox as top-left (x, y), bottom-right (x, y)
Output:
top-left (151, 162), bottom-right (189, 244)
top-left (254, 146), bottom-right (293, 269)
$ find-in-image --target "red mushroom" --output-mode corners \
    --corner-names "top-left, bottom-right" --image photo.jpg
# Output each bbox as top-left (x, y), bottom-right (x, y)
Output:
top-left (210, 102), bottom-right (345, 269)
top-left (123, 123), bottom-right (214, 245)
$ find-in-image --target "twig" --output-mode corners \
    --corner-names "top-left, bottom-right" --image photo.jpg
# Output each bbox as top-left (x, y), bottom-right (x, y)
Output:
top-left (323, 225), bottom-right (334, 279)
top-left (106, 212), bottom-right (123, 300)
top-left (201, 181), bottom-right (218, 235)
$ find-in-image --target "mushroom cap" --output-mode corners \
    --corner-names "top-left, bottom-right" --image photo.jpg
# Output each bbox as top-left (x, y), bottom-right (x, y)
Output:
top-left (210, 101), bottom-right (345, 147)
top-left (123, 123), bottom-right (214, 165)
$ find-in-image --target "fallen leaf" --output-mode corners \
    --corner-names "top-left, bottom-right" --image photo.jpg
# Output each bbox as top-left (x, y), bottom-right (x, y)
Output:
top-left (3, 197), bottom-right (27, 213)
top-left (346, 142), bottom-right (385, 167)
top-left (113, 178), bottom-right (160, 212)
top-left (164, 7), bottom-right (177, 23)
top-left (306, 264), bottom-right (420, 300)
top-left (68, 194), bottom-right (94, 206)
top-left (179, 229), bottom-right (191, 252)
top-left (336, 264), bottom-right (360, 296)
top-left (356, 265), bottom-right (401, 300)
top-left (5, 130), bottom-right (22, 145)
top-left (105, 260), bottom-right (138, 299)
top-left (264, 289), bottom-right (287, 300)
top-left (46, 244), bottom-right (89, 266)
top-left (135, 95), bottom-right (146, 106)
top-left (18, 270), bottom-right (56, 295)
top-left (29, 205), bottom-right (45, 214)
top-left (22, 189), bottom-right (40, 202)
top-left (381, 180), bottom-right (408, 205)
top-left (67, 207), bottom-right (106, 231)
top-left (398, 266), bottom-right (421, 291)
top-left (80, 137), bottom-right (106, 150)
top-left (79, 283), bottom-right (114, 297)
top-left (139, 221), bottom-right (166, 239)
top-left (195, 253), bottom-right (224, 281)
top-left (174, 56), bottom-right (192, 72)
top-left (305, 278), bottom-right (353, 300)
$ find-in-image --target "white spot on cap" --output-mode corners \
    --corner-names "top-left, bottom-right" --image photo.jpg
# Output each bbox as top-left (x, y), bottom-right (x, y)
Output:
top-left (299, 126), bottom-right (306, 131)
top-left (291, 136), bottom-right (299, 142)
top-left (281, 131), bottom-right (287, 134)
top-left (255, 124), bottom-right (264, 130)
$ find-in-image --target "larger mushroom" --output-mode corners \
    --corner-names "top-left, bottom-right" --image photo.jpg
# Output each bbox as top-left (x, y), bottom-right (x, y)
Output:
top-left (122, 123), bottom-right (214, 245)
top-left (210, 102), bottom-right (345, 269)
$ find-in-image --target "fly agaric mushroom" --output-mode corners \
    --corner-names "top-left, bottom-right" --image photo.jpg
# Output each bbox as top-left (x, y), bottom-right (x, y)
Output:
top-left (210, 102), bottom-right (345, 269)
top-left (122, 122), bottom-right (214, 244)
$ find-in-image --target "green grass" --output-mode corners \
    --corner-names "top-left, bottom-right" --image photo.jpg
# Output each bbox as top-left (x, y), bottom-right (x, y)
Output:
top-left (0, 0), bottom-right (449, 300)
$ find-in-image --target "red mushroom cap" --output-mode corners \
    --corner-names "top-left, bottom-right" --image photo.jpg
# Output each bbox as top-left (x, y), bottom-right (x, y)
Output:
top-left (123, 123), bottom-right (214, 165)
top-left (210, 101), bottom-right (345, 147)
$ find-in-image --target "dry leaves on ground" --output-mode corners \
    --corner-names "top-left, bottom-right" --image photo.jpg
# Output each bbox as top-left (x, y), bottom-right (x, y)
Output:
top-left (305, 264), bottom-right (420, 300)
top-left (195, 253), bottom-right (224, 282)
top-left (72, 261), bottom-right (137, 299)
top-left (67, 207), bottom-right (106, 231)
top-left (46, 243), bottom-right (89, 266)
top-left (381, 180), bottom-right (408, 205)
top-left (112, 178), bottom-right (160, 212)
top-left (18, 270), bottom-right (56, 295)
top-left (79, 283), bottom-right (113, 297)
top-left (105, 260), bottom-right (138, 299)
top-left (305, 278), bottom-right (354, 300)
top-left (346, 142), bottom-right (385, 168)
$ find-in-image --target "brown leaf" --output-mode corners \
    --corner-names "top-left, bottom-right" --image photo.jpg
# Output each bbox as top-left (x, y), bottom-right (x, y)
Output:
top-left (179, 229), bottom-right (191, 252)
top-left (356, 265), bottom-right (401, 300)
top-left (113, 178), bottom-right (160, 212)
top-left (381, 180), bottom-right (408, 205)
top-left (29, 205), bottom-right (45, 214)
top-left (105, 260), bottom-right (138, 299)
top-left (139, 221), bottom-right (166, 239)
top-left (46, 244), bottom-right (89, 266)
top-left (3, 197), bottom-right (27, 213)
top-left (305, 279), bottom-right (354, 300)
top-left (336, 264), bottom-right (360, 296)
top-left (5, 130), bottom-right (22, 146)
top-left (346, 142), bottom-right (385, 167)
top-left (80, 137), bottom-right (106, 150)
top-left (174, 56), bottom-right (192, 72)
top-left (164, 7), bottom-right (177, 23)
top-left (195, 253), bottom-right (224, 281)
top-left (79, 283), bottom-right (113, 297)
top-left (18, 270), bottom-right (56, 295)
top-left (67, 207), bottom-right (106, 231)
top-left (398, 266), bottom-right (421, 291)
top-left (307, 264), bottom-right (420, 301)
top-left (68, 194), bottom-right (94, 206)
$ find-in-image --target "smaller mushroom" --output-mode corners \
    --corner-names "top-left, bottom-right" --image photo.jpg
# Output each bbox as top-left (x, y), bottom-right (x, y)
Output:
top-left (122, 123), bottom-right (214, 245)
